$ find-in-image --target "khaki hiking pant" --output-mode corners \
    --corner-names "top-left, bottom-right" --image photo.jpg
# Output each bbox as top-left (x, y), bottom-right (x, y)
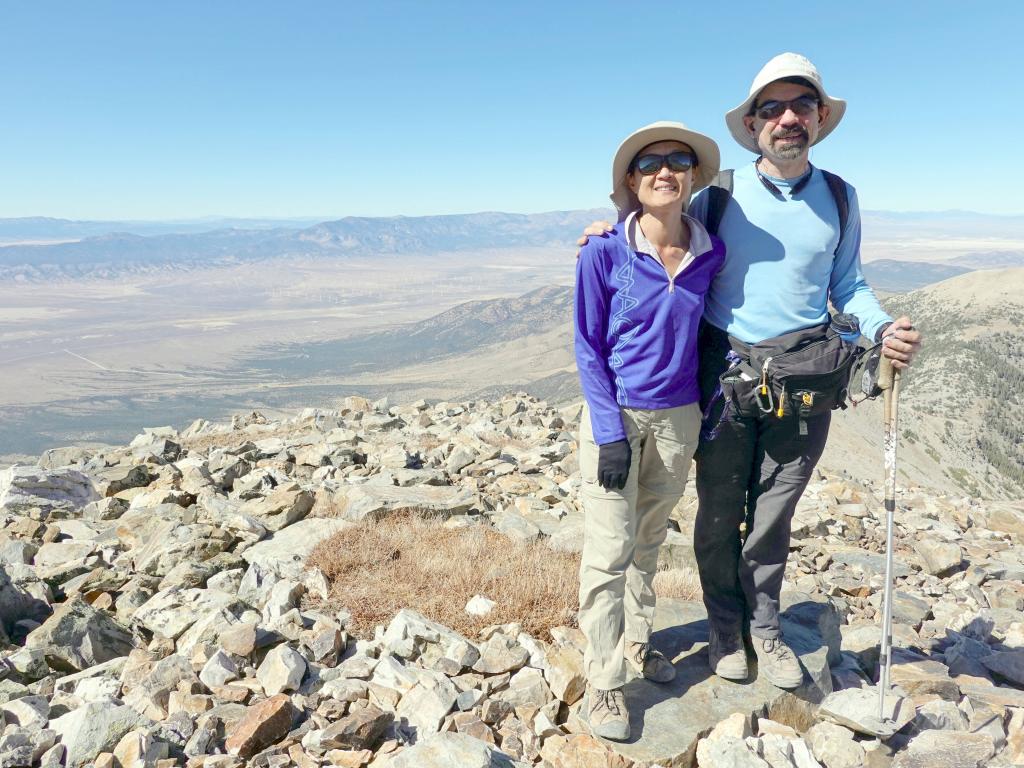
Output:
top-left (577, 402), bottom-right (701, 690)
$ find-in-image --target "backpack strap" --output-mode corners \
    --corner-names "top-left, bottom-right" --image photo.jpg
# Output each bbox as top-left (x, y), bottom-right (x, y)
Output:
top-left (820, 169), bottom-right (849, 255)
top-left (704, 169), bottom-right (734, 237)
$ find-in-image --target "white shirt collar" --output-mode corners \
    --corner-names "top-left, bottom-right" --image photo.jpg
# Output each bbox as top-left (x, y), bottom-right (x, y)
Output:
top-left (624, 209), bottom-right (714, 258)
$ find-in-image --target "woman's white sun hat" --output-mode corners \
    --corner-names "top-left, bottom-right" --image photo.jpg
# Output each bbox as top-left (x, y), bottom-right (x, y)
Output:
top-left (725, 52), bottom-right (847, 154)
top-left (610, 121), bottom-right (720, 219)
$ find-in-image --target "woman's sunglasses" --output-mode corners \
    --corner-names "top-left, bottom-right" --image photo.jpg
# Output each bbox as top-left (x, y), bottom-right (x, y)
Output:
top-left (631, 151), bottom-right (697, 176)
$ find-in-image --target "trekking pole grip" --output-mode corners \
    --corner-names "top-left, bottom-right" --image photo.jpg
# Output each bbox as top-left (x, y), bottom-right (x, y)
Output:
top-left (877, 354), bottom-right (894, 391)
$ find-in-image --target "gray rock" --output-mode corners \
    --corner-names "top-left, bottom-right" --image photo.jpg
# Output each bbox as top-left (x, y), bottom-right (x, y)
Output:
top-left (911, 698), bottom-right (968, 732)
top-left (132, 587), bottom-right (239, 640)
top-left (826, 547), bottom-right (912, 579)
top-left (980, 650), bottom-right (1024, 686)
top-left (0, 466), bottom-right (98, 516)
top-left (122, 653), bottom-right (198, 720)
top-left (867, 590), bottom-right (932, 627)
top-left (818, 688), bottom-right (915, 737)
top-left (493, 512), bottom-right (541, 542)
top-left (395, 671), bottom-right (460, 734)
top-left (91, 465), bottom-right (154, 498)
top-left (5, 648), bottom-right (49, 682)
top-left (0, 695), bottom-right (49, 730)
top-left (696, 735), bottom-right (771, 767)
top-left (382, 609), bottom-right (480, 668)
top-left (262, 578), bottom-right (304, 620)
top-left (959, 682), bottom-right (1024, 709)
top-left (37, 446), bottom-right (93, 469)
top-left (805, 721), bottom-right (865, 768)
top-left (33, 540), bottom-right (97, 569)
top-left (0, 539), bottom-right (38, 566)
top-left (492, 667), bottom-right (552, 709)
top-left (240, 487), bottom-right (314, 532)
top-left (840, 621), bottom-right (920, 673)
top-left (82, 497), bottom-right (129, 521)
top-left (24, 597), bottom-right (135, 672)
top-left (199, 649), bottom-right (240, 689)
top-left (891, 729), bottom-right (995, 768)
top-left (183, 726), bottom-right (217, 758)
top-left (256, 644), bottom-right (306, 695)
top-left (0, 727), bottom-right (57, 768)
top-left (472, 635), bottom-right (529, 675)
top-left (0, 566), bottom-right (52, 637)
top-left (241, 518), bottom-right (352, 581)
top-left (370, 655), bottom-right (421, 693)
top-left (379, 732), bottom-right (528, 767)
top-left (888, 655), bottom-right (960, 700)
top-left (52, 657), bottom-right (127, 697)
top-left (456, 689), bottom-right (485, 711)
top-left (916, 538), bottom-right (963, 577)
top-left (50, 701), bottom-right (146, 768)
top-left (331, 483), bottom-right (477, 522)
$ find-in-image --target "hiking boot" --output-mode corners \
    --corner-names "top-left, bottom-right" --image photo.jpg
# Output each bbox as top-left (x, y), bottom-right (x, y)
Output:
top-left (753, 636), bottom-right (804, 689)
top-left (708, 626), bottom-right (748, 681)
top-left (584, 686), bottom-right (630, 741)
top-left (626, 641), bottom-right (676, 683)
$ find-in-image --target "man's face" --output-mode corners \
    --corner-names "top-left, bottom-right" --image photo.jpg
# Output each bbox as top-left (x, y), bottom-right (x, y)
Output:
top-left (743, 81), bottom-right (830, 163)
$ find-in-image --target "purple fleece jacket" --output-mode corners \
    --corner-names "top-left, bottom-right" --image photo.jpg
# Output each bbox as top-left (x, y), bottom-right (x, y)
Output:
top-left (575, 219), bottom-right (725, 444)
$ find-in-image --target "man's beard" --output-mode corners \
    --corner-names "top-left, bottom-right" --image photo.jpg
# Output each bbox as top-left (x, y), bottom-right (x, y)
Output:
top-left (769, 128), bottom-right (809, 160)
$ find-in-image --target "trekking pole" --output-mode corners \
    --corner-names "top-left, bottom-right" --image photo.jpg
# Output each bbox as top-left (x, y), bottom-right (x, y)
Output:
top-left (876, 353), bottom-right (901, 722)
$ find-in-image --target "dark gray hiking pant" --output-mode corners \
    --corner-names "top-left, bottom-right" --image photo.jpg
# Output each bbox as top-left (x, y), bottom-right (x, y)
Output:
top-left (693, 409), bottom-right (830, 639)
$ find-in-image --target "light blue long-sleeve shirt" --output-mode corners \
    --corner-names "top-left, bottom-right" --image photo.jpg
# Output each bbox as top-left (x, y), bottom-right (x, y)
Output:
top-left (689, 162), bottom-right (891, 344)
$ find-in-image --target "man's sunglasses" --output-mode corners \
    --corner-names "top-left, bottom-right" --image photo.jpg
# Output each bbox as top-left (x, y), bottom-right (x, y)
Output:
top-left (753, 94), bottom-right (820, 120)
top-left (631, 151), bottom-right (697, 176)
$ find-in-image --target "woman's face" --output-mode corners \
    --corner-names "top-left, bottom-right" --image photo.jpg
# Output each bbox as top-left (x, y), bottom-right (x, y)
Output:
top-left (627, 140), bottom-right (694, 214)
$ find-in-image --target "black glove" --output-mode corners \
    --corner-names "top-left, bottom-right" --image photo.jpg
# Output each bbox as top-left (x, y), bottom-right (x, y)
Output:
top-left (597, 439), bottom-right (632, 491)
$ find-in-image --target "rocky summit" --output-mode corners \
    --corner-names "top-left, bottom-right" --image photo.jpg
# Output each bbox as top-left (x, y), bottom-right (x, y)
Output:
top-left (1, 393), bottom-right (1023, 767)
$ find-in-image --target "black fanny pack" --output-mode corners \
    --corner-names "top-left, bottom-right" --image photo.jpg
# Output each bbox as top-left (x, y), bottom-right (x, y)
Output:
top-left (718, 319), bottom-right (863, 433)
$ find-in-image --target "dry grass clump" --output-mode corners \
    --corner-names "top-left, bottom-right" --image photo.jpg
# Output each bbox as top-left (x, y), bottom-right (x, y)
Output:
top-left (308, 512), bottom-right (704, 640)
top-left (308, 514), bottom-right (581, 639)
top-left (653, 567), bottom-right (703, 601)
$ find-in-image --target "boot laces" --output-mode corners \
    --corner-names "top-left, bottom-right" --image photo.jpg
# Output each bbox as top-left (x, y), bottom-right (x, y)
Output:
top-left (633, 642), bottom-right (656, 667)
top-left (594, 688), bottom-right (623, 717)
top-left (762, 637), bottom-right (794, 660)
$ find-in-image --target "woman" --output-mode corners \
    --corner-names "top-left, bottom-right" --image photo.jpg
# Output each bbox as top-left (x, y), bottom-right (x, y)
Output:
top-left (574, 121), bottom-right (724, 741)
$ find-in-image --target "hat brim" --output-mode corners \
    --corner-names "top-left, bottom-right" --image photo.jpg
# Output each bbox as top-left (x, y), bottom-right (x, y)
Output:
top-left (610, 122), bottom-right (720, 219)
top-left (725, 92), bottom-right (846, 154)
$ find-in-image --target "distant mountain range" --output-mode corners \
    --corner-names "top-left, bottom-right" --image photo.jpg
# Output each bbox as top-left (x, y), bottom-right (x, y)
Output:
top-left (3, 209), bottom-right (1024, 289)
top-left (0, 216), bottom-right (325, 241)
top-left (0, 210), bottom-right (611, 281)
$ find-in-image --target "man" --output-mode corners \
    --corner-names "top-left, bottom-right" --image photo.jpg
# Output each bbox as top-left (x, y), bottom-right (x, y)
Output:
top-left (577, 53), bottom-right (922, 690)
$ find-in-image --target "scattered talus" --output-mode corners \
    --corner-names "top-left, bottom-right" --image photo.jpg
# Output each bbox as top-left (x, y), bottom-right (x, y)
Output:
top-left (1, 394), bottom-right (1023, 767)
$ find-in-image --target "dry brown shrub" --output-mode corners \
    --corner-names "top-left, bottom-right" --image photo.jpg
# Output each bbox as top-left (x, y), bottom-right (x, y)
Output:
top-left (308, 514), bottom-right (581, 639)
top-left (308, 514), bottom-right (704, 640)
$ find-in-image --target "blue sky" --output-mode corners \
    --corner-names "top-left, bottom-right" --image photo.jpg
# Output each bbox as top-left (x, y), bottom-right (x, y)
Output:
top-left (1, 1), bottom-right (1021, 219)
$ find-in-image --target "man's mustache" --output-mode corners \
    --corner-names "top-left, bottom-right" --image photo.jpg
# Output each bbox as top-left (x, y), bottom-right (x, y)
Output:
top-left (772, 127), bottom-right (809, 140)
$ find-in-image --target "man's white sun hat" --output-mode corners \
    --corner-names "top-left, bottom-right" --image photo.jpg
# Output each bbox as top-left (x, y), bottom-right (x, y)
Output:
top-left (725, 52), bottom-right (847, 154)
